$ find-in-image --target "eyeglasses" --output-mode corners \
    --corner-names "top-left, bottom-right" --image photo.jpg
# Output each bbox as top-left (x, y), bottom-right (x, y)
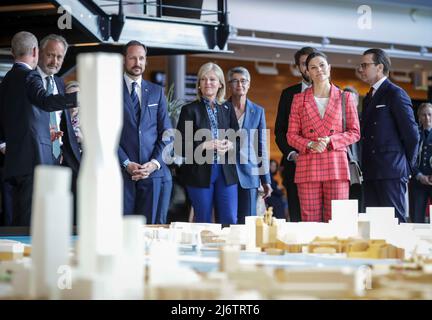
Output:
top-left (357, 62), bottom-right (377, 70)
top-left (229, 79), bottom-right (249, 85)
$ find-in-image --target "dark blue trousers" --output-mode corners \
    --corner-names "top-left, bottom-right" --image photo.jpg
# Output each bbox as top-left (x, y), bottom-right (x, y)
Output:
top-left (123, 174), bottom-right (162, 225)
top-left (410, 179), bottom-right (432, 223)
top-left (237, 186), bottom-right (257, 224)
top-left (155, 179), bottom-right (172, 224)
top-left (186, 164), bottom-right (237, 224)
top-left (364, 178), bottom-right (408, 223)
top-left (0, 169), bottom-right (13, 226)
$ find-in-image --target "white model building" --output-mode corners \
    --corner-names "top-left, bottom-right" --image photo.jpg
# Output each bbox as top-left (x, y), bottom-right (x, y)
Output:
top-left (30, 166), bottom-right (72, 299)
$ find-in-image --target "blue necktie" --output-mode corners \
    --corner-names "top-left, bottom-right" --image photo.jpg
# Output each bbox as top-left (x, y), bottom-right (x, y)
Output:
top-left (46, 76), bottom-right (61, 159)
top-left (131, 82), bottom-right (141, 122)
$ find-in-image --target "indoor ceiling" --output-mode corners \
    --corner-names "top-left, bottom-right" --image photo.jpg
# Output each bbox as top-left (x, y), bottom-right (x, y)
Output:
top-left (196, 29), bottom-right (432, 73)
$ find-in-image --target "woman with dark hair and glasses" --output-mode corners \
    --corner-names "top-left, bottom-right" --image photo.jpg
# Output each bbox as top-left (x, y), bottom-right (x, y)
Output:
top-left (287, 51), bottom-right (360, 222)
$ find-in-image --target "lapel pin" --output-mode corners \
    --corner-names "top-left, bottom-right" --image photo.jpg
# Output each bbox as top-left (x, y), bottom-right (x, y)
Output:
top-left (224, 104), bottom-right (228, 110)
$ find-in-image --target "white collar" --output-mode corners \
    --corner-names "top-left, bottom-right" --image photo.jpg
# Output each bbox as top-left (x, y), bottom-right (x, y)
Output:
top-left (15, 61), bottom-right (33, 70)
top-left (372, 76), bottom-right (387, 93)
top-left (301, 81), bottom-right (311, 92)
top-left (37, 66), bottom-right (54, 82)
top-left (124, 73), bottom-right (142, 88)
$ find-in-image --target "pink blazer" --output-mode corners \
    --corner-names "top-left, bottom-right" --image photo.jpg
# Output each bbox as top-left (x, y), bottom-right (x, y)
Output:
top-left (286, 84), bottom-right (360, 183)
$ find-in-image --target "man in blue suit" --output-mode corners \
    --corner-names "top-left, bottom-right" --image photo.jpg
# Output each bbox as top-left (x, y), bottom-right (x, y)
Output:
top-left (36, 34), bottom-right (81, 224)
top-left (0, 31), bottom-right (77, 226)
top-left (358, 48), bottom-right (419, 222)
top-left (118, 40), bottom-right (172, 224)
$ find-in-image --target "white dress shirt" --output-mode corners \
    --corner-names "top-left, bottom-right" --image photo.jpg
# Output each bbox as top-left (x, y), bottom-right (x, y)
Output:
top-left (371, 76), bottom-right (387, 96)
top-left (301, 80), bottom-right (312, 93)
top-left (37, 67), bottom-right (63, 146)
top-left (314, 97), bottom-right (330, 119)
top-left (237, 113), bottom-right (245, 129)
top-left (123, 73), bottom-right (142, 106)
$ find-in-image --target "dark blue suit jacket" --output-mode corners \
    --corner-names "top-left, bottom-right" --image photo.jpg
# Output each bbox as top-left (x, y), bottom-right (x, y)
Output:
top-left (227, 98), bottom-right (271, 189)
top-left (118, 79), bottom-right (172, 179)
top-left (412, 127), bottom-right (432, 177)
top-left (54, 76), bottom-right (81, 174)
top-left (0, 63), bottom-right (76, 179)
top-left (361, 78), bottom-right (419, 180)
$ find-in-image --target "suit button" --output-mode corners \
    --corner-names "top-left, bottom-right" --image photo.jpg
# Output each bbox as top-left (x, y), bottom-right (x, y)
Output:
top-left (139, 130), bottom-right (142, 134)
top-left (371, 136), bottom-right (374, 139)
top-left (374, 122), bottom-right (377, 125)
top-left (310, 129), bottom-right (314, 133)
top-left (372, 150), bottom-right (375, 154)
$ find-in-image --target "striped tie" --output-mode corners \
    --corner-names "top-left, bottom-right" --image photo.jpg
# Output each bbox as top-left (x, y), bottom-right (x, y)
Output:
top-left (46, 76), bottom-right (61, 159)
top-left (131, 81), bottom-right (141, 122)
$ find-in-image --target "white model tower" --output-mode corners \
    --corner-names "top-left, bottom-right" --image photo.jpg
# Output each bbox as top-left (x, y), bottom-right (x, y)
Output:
top-left (76, 53), bottom-right (123, 278)
top-left (30, 165), bottom-right (72, 298)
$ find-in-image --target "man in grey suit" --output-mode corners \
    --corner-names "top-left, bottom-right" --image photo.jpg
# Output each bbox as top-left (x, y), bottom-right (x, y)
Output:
top-left (36, 34), bottom-right (81, 224)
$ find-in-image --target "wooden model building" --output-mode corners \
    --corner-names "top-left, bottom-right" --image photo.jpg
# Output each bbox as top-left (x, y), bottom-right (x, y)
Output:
top-left (307, 237), bottom-right (405, 259)
top-left (255, 208), bottom-right (302, 254)
top-left (0, 240), bottom-right (25, 261)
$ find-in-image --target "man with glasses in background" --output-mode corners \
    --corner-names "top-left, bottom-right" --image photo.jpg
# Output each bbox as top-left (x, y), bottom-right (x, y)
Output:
top-left (358, 48), bottom-right (419, 222)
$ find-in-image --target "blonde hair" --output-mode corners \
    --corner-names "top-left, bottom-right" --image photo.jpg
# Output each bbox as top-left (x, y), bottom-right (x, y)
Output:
top-left (65, 80), bottom-right (80, 93)
top-left (196, 62), bottom-right (226, 104)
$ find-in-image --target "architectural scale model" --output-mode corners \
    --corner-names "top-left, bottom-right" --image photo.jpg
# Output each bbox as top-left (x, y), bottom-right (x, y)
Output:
top-left (0, 53), bottom-right (431, 300)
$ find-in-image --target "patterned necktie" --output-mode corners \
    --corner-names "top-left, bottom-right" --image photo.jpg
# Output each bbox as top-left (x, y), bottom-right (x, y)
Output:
top-left (131, 82), bottom-right (141, 122)
top-left (46, 76), bottom-right (61, 159)
top-left (366, 87), bottom-right (374, 99)
top-left (362, 87), bottom-right (374, 111)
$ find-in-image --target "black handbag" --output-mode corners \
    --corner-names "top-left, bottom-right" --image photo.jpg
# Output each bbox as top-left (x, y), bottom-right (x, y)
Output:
top-left (341, 92), bottom-right (363, 185)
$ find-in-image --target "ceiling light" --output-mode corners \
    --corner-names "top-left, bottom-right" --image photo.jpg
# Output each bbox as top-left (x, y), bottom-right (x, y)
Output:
top-left (255, 61), bottom-right (278, 75)
top-left (321, 37), bottom-right (330, 47)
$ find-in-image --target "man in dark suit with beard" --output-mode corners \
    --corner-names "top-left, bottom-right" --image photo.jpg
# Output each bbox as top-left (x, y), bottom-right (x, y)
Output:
top-left (118, 40), bottom-right (172, 224)
top-left (274, 46), bottom-right (316, 222)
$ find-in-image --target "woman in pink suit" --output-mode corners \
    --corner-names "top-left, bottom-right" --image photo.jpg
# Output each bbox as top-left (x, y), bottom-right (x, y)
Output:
top-left (287, 51), bottom-right (360, 222)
